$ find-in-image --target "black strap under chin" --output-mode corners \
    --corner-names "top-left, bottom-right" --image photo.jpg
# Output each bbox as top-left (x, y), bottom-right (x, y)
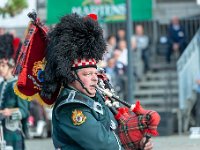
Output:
top-left (74, 70), bottom-right (92, 95)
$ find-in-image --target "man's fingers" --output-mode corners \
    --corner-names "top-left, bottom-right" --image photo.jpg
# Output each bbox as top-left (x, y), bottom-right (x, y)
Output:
top-left (144, 139), bottom-right (153, 150)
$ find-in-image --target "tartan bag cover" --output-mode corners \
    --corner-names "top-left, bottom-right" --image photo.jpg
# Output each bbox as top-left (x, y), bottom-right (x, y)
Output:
top-left (116, 101), bottom-right (160, 150)
top-left (13, 13), bottom-right (59, 106)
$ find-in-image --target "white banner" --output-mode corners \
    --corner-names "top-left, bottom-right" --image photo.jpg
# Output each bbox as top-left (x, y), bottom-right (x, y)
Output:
top-left (0, 0), bottom-right (37, 28)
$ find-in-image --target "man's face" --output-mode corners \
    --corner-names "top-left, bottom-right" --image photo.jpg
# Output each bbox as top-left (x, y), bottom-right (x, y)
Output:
top-left (118, 29), bottom-right (125, 39)
top-left (71, 67), bottom-right (98, 97)
top-left (0, 59), bottom-right (10, 78)
top-left (135, 25), bottom-right (144, 36)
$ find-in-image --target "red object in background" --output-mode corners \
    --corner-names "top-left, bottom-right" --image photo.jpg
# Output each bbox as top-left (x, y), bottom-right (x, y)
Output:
top-left (12, 37), bottom-right (21, 59)
top-left (28, 116), bottom-right (35, 126)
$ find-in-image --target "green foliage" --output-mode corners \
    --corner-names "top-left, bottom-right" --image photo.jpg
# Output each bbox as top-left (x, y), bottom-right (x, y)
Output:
top-left (0, 0), bottom-right (28, 17)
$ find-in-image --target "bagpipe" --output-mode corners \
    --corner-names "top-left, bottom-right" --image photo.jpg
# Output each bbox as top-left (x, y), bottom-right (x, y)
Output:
top-left (96, 68), bottom-right (160, 150)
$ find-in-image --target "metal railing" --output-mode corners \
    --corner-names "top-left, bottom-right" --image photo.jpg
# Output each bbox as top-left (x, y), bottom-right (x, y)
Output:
top-left (177, 28), bottom-right (200, 110)
top-left (177, 28), bottom-right (200, 133)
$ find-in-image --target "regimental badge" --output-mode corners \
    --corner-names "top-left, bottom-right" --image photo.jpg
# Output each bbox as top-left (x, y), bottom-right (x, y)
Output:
top-left (32, 59), bottom-right (46, 82)
top-left (72, 109), bottom-right (87, 126)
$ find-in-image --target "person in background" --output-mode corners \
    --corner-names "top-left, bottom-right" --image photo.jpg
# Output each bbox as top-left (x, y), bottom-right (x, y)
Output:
top-left (0, 27), bottom-right (6, 83)
top-left (104, 57), bottom-right (118, 86)
top-left (9, 29), bottom-right (22, 60)
top-left (193, 74), bottom-right (200, 127)
top-left (0, 33), bottom-right (29, 150)
top-left (116, 28), bottom-right (126, 47)
top-left (118, 40), bottom-right (128, 66)
top-left (112, 49), bottom-right (126, 76)
top-left (104, 35), bottom-right (117, 62)
top-left (132, 24), bottom-right (150, 75)
top-left (0, 27), bottom-right (5, 35)
top-left (166, 16), bottom-right (187, 63)
top-left (40, 13), bottom-right (153, 150)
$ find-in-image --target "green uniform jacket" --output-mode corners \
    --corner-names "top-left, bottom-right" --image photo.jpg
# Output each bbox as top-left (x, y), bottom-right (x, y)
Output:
top-left (52, 87), bottom-right (124, 150)
top-left (0, 77), bottom-right (29, 150)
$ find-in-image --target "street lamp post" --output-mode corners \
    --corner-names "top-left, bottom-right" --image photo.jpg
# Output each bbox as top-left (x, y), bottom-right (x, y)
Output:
top-left (126, 0), bottom-right (134, 103)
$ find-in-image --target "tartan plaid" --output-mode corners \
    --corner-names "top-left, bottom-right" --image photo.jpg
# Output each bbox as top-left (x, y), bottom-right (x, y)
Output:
top-left (117, 110), bottom-right (159, 150)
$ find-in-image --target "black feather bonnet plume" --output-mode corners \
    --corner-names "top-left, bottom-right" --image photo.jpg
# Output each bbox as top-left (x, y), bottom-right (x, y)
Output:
top-left (41, 13), bottom-right (107, 99)
top-left (0, 33), bottom-right (15, 66)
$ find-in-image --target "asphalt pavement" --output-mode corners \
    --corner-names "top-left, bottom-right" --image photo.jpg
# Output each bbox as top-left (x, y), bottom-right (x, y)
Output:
top-left (153, 134), bottom-right (200, 150)
top-left (25, 134), bottom-right (200, 150)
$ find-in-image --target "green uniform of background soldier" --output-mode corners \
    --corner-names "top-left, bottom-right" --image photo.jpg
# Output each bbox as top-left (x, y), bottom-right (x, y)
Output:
top-left (0, 33), bottom-right (29, 150)
top-left (41, 13), bottom-right (153, 150)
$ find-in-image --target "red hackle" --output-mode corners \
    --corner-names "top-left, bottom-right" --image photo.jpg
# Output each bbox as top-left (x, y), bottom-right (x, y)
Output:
top-left (87, 14), bottom-right (98, 21)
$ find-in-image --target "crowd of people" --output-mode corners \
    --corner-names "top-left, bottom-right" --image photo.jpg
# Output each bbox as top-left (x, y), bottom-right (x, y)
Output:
top-left (100, 24), bottom-right (151, 99)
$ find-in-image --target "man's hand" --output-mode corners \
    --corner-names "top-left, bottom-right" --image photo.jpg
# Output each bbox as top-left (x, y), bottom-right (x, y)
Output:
top-left (2, 108), bottom-right (12, 117)
top-left (140, 136), bottom-right (153, 150)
